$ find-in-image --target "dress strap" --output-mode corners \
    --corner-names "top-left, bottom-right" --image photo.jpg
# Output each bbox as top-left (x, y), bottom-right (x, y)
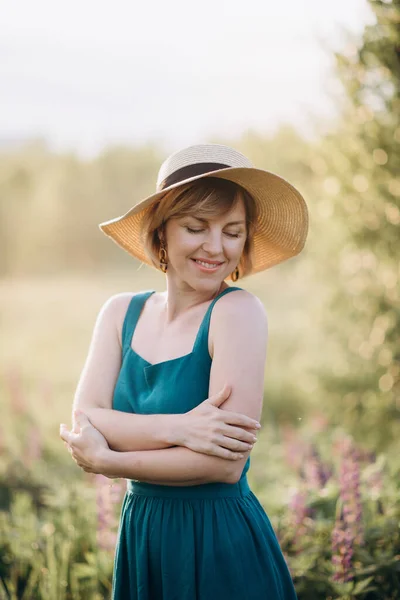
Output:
top-left (192, 286), bottom-right (243, 356)
top-left (121, 291), bottom-right (155, 358)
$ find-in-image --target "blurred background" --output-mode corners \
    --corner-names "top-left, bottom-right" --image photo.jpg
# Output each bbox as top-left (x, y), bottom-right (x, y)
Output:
top-left (1, 0), bottom-right (399, 598)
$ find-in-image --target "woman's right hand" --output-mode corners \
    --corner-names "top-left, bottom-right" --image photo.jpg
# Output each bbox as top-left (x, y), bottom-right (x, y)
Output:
top-left (179, 384), bottom-right (261, 460)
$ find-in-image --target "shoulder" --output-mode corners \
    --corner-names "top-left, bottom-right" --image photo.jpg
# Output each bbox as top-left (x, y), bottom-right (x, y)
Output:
top-left (96, 291), bottom-right (151, 345)
top-left (212, 288), bottom-right (268, 331)
top-left (98, 292), bottom-right (137, 321)
top-left (209, 289), bottom-right (268, 356)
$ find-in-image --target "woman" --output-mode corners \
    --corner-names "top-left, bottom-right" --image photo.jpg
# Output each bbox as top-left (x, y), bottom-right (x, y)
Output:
top-left (60, 143), bottom-right (309, 599)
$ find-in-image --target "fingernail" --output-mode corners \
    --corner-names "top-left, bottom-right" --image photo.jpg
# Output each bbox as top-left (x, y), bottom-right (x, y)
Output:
top-left (255, 423), bottom-right (261, 429)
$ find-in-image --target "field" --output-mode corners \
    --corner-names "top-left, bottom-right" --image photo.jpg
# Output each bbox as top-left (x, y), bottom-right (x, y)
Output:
top-left (1, 269), bottom-right (399, 599)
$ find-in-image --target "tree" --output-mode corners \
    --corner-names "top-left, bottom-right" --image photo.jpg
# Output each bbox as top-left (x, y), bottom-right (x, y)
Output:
top-left (315, 0), bottom-right (400, 448)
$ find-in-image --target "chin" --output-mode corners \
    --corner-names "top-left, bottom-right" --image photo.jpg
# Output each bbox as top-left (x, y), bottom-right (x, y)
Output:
top-left (172, 261), bottom-right (233, 290)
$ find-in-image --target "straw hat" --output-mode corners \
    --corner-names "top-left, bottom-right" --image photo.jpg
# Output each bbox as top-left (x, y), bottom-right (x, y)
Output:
top-left (99, 143), bottom-right (309, 276)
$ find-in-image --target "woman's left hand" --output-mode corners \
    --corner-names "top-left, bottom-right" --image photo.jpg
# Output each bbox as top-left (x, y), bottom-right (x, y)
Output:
top-left (60, 410), bottom-right (109, 474)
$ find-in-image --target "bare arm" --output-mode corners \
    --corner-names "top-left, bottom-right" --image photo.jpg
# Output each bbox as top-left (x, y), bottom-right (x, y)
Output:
top-left (82, 408), bottom-right (183, 451)
top-left (72, 293), bottom-right (183, 451)
top-left (98, 445), bottom-right (237, 485)
top-left (96, 291), bottom-right (268, 485)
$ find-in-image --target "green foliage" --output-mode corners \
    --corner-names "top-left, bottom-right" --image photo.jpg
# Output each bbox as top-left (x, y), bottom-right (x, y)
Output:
top-left (307, 0), bottom-right (400, 450)
top-left (0, 482), bottom-right (116, 600)
top-left (0, 378), bottom-right (122, 599)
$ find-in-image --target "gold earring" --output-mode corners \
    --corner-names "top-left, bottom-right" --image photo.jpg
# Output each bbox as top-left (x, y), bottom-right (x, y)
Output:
top-left (159, 245), bottom-right (168, 273)
top-left (231, 266), bottom-right (239, 282)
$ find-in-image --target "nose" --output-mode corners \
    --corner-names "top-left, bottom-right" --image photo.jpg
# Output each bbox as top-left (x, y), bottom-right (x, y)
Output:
top-left (201, 230), bottom-right (224, 256)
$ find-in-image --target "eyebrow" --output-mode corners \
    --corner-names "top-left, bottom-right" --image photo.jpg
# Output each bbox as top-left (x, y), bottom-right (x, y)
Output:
top-left (188, 217), bottom-right (246, 226)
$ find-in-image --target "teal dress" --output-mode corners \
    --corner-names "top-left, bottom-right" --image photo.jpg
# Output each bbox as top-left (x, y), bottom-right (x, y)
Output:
top-left (112, 287), bottom-right (297, 600)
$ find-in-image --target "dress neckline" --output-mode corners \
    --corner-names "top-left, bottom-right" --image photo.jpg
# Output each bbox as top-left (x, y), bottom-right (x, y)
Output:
top-left (128, 286), bottom-right (241, 368)
top-left (129, 345), bottom-right (194, 368)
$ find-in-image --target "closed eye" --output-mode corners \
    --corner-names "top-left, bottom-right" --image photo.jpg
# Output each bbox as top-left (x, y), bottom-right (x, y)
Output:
top-left (186, 227), bottom-right (241, 238)
top-left (186, 227), bottom-right (203, 234)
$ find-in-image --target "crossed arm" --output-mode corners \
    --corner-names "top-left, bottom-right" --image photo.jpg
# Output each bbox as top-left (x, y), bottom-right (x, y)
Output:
top-left (78, 408), bottom-right (239, 486)
top-left (71, 292), bottom-right (268, 485)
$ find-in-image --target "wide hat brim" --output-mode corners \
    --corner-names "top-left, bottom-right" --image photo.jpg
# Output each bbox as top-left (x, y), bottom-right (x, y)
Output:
top-left (99, 166), bottom-right (309, 277)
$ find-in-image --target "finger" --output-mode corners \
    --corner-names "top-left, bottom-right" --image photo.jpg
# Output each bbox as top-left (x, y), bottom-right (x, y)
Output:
top-left (215, 434), bottom-right (254, 453)
top-left (222, 425), bottom-right (258, 444)
top-left (220, 412), bottom-right (261, 430)
top-left (207, 384), bottom-right (231, 406)
top-left (59, 424), bottom-right (70, 443)
top-left (208, 446), bottom-right (246, 461)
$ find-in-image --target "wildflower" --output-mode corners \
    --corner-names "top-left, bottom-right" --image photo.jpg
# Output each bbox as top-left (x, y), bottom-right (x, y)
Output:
top-left (302, 443), bottom-right (333, 490)
top-left (281, 425), bottom-right (309, 474)
top-left (331, 436), bottom-right (365, 583)
top-left (23, 425), bottom-right (42, 467)
top-left (331, 515), bottom-right (355, 583)
top-left (95, 474), bottom-right (124, 552)
top-left (5, 366), bottom-right (26, 415)
top-left (287, 487), bottom-right (313, 554)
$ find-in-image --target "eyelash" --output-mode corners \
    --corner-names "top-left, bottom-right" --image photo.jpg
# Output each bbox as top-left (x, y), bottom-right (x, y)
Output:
top-left (185, 227), bottom-right (240, 239)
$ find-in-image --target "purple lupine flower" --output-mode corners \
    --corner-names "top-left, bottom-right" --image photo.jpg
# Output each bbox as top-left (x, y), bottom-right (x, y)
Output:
top-left (337, 438), bottom-right (364, 547)
top-left (288, 488), bottom-right (310, 528)
top-left (287, 487), bottom-right (314, 554)
top-left (281, 425), bottom-right (309, 474)
top-left (331, 515), bottom-right (355, 582)
top-left (5, 366), bottom-right (26, 415)
top-left (23, 425), bottom-right (42, 467)
top-left (331, 436), bottom-right (365, 582)
top-left (95, 474), bottom-right (124, 552)
top-left (302, 443), bottom-right (333, 490)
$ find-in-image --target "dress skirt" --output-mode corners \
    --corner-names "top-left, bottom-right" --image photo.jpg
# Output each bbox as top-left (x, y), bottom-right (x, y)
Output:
top-left (112, 478), bottom-right (297, 600)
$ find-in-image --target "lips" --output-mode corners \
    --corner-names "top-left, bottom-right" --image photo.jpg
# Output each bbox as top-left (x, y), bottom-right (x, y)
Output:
top-left (191, 258), bottom-right (224, 265)
top-left (191, 258), bottom-right (225, 271)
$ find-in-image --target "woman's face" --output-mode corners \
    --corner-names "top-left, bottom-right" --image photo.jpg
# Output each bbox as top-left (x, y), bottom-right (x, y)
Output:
top-left (164, 197), bottom-right (247, 291)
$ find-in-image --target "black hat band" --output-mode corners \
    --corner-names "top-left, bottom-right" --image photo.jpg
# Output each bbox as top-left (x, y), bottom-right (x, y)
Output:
top-left (159, 162), bottom-right (230, 191)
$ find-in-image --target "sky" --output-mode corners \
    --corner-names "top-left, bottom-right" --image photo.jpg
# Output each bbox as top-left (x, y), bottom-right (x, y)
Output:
top-left (0, 0), bottom-right (374, 157)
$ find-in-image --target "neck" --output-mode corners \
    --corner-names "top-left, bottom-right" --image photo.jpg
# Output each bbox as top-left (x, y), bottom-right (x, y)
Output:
top-left (161, 276), bottom-right (228, 323)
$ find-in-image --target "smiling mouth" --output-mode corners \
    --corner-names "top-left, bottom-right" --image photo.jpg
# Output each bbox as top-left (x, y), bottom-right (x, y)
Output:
top-left (191, 259), bottom-right (224, 269)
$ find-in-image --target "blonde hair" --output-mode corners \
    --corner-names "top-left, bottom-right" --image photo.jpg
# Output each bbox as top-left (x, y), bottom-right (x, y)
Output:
top-left (141, 177), bottom-right (258, 278)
